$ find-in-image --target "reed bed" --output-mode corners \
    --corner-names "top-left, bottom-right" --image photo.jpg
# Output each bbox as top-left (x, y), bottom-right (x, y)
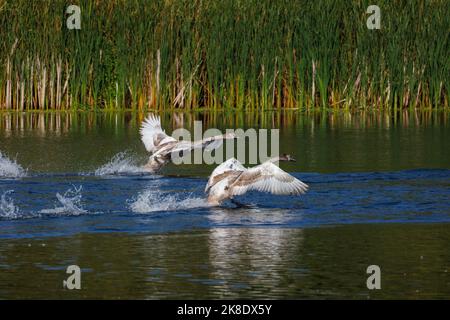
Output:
top-left (0, 0), bottom-right (448, 111)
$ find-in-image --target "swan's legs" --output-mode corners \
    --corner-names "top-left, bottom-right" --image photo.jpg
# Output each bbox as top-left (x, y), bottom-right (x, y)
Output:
top-left (230, 199), bottom-right (252, 208)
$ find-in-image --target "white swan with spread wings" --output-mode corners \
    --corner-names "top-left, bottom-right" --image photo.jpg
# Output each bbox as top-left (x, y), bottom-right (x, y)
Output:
top-left (205, 155), bottom-right (309, 205)
top-left (140, 114), bottom-right (236, 173)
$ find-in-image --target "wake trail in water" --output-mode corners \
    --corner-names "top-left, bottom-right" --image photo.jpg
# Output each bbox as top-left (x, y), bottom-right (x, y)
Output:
top-left (94, 151), bottom-right (149, 176)
top-left (0, 151), bottom-right (27, 178)
top-left (129, 189), bottom-right (210, 213)
top-left (39, 185), bottom-right (87, 216)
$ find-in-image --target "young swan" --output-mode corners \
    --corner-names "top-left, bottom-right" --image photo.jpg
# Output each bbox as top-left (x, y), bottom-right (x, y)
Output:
top-left (140, 114), bottom-right (237, 173)
top-left (205, 155), bottom-right (308, 206)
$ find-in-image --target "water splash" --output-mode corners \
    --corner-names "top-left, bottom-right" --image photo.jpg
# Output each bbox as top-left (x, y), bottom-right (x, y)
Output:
top-left (94, 151), bottom-right (148, 176)
top-left (0, 190), bottom-right (21, 219)
top-left (0, 151), bottom-right (27, 178)
top-left (40, 185), bottom-right (87, 215)
top-left (129, 189), bottom-right (209, 213)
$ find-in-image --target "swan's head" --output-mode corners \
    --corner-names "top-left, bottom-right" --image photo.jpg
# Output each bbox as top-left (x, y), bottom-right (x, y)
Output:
top-left (280, 154), bottom-right (296, 162)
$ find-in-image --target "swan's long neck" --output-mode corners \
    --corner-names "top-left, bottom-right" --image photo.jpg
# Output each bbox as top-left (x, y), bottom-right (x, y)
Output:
top-left (268, 156), bottom-right (283, 163)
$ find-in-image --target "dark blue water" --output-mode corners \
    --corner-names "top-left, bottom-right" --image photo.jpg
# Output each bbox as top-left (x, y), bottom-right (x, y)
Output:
top-left (1, 168), bottom-right (449, 239)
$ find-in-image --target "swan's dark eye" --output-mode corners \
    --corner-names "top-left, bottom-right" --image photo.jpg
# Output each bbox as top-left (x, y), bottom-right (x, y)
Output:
top-left (225, 186), bottom-right (229, 190)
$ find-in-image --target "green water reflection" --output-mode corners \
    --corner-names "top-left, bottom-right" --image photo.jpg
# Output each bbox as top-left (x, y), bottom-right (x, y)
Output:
top-left (0, 224), bottom-right (449, 299)
top-left (0, 110), bottom-right (449, 174)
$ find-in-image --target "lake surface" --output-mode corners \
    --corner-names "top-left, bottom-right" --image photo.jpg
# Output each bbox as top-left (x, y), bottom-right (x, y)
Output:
top-left (0, 110), bottom-right (449, 299)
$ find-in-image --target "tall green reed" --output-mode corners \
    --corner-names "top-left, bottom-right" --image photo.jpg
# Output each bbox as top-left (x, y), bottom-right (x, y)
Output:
top-left (0, 0), bottom-right (448, 111)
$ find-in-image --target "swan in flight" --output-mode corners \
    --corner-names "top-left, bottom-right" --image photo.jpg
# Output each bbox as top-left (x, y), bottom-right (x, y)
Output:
top-left (205, 155), bottom-right (309, 206)
top-left (140, 114), bottom-right (236, 173)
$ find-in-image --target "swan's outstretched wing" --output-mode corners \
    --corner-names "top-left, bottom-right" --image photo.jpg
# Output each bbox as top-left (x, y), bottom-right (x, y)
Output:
top-left (230, 162), bottom-right (308, 196)
top-left (170, 133), bottom-right (237, 154)
top-left (140, 114), bottom-right (176, 153)
top-left (205, 158), bottom-right (246, 193)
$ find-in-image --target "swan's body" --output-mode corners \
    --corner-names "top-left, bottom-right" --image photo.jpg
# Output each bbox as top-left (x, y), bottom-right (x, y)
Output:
top-left (205, 156), bottom-right (308, 206)
top-left (140, 115), bottom-right (236, 173)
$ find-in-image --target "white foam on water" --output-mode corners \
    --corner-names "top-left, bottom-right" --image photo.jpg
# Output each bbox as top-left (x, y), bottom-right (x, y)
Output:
top-left (0, 190), bottom-right (21, 219)
top-left (0, 151), bottom-right (27, 178)
top-left (128, 189), bottom-right (210, 213)
top-left (94, 151), bottom-right (148, 176)
top-left (39, 185), bottom-right (87, 216)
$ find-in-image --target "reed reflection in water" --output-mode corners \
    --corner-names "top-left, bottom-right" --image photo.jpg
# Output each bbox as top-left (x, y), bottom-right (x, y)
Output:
top-left (0, 110), bottom-right (449, 134)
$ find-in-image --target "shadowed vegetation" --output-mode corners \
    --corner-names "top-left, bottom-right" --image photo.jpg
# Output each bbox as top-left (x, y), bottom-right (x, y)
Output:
top-left (0, 0), bottom-right (448, 111)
